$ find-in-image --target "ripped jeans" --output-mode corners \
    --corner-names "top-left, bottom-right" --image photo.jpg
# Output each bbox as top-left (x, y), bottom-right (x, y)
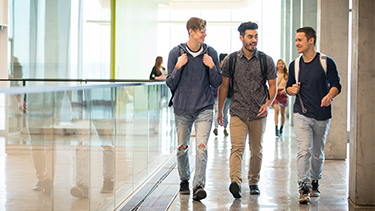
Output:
top-left (294, 113), bottom-right (331, 187)
top-left (175, 109), bottom-right (213, 189)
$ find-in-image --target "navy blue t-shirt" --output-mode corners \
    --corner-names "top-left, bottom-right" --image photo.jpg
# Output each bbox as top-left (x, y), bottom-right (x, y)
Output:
top-left (286, 53), bottom-right (341, 120)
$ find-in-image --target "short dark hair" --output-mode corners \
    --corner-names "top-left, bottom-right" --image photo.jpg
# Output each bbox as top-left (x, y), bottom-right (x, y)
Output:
top-left (186, 17), bottom-right (206, 35)
top-left (219, 53), bottom-right (228, 62)
top-left (238, 21), bottom-right (258, 36)
top-left (297, 27), bottom-right (316, 46)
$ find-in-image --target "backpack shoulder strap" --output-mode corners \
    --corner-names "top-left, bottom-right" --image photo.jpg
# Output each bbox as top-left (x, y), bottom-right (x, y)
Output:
top-left (319, 52), bottom-right (328, 77)
top-left (168, 46), bottom-right (186, 107)
top-left (179, 46), bottom-right (185, 56)
top-left (258, 51), bottom-right (267, 79)
top-left (258, 51), bottom-right (270, 100)
top-left (294, 55), bottom-right (302, 83)
top-left (229, 52), bottom-right (237, 79)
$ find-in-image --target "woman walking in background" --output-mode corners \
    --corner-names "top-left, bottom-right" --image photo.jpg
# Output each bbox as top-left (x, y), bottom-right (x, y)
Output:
top-left (273, 59), bottom-right (289, 136)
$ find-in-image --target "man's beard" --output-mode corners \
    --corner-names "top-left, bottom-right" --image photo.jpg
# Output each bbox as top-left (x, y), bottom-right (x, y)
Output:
top-left (245, 43), bottom-right (257, 52)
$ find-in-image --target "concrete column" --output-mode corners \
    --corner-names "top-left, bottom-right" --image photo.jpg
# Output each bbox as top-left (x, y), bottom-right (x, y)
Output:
top-left (287, 0), bottom-right (301, 125)
top-left (317, 0), bottom-right (348, 160)
top-left (349, 0), bottom-right (375, 207)
top-left (291, 0), bottom-right (301, 61)
top-left (302, 0), bottom-right (317, 29)
top-left (44, 0), bottom-right (59, 78)
top-left (280, 0), bottom-right (285, 60)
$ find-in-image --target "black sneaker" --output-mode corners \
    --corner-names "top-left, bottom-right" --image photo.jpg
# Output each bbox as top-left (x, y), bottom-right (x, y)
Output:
top-left (213, 128), bottom-right (218, 136)
top-left (311, 180), bottom-right (320, 197)
top-left (279, 126), bottom-right (284, 136)
top-left (299, 186), bottom-right (311, 204)
top-left (179, 180), bottom-right (190, 195)
top-left (224, 129), bottom-right (229, 136)
top-left (192, 186), bottom-right (206, 201)
top-left (249, 185), bottom-right (260, 195)
top-left (229, 182), bottom-right (242, 198)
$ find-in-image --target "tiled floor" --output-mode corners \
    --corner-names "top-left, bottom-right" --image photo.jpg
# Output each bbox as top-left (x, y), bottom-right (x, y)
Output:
top-left (138, 110), bottom-right (374, 211)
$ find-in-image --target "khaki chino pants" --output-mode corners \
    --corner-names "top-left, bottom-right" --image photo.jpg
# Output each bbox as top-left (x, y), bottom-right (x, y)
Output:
top-left (229, 116), bottom-right (266, 185)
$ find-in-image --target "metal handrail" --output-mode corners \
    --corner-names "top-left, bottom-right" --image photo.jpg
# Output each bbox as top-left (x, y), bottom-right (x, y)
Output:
top-left (0, 78), bottom-right (163, 86)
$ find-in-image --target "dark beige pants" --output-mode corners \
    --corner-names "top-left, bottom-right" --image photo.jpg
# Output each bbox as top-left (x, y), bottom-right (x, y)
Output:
top-left (229, 116), bottom-right (267, 185)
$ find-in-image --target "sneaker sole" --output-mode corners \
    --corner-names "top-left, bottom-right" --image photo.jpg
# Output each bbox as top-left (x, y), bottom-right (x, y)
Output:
top-left (229, 183), bottom-right (241, 198)
top-left (298, 196), bottom-right (310, 204)
top-left (179, 190), bottom-right (190, 195)
top-left (70, 187), bottom-right (88, 199)
top-left (250, 189), bottom-right (260, 195)
top-left (193, 189), bottom-right (206, 201)
top-left (310, 191), bottom-right (320, 197)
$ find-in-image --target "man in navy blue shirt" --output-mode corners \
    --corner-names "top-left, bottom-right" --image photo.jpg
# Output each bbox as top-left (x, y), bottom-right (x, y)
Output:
top-left (286, 27), bottom-right (341, 204)
top-left (166, 17), bottom-right (222, 201)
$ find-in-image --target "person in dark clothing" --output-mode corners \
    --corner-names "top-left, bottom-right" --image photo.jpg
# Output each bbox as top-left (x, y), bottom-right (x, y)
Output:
top-left (213, 53), bottom-right (230, 137)
top-left (286, 26), bottom-right (341, 204)
top-left (149, 56), bottom-right (166, 80)
top-left (166, 17), bottom-right (222, 201)
top-left (217, 21), bottom-right (277, 198)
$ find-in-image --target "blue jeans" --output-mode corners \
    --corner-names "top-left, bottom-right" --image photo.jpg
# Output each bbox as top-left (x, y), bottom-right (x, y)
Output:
top-left (214, 97), bottom-right (231, 128)
top-left (293, 113), bottom-right (331, 187)
top-left (175, 109), bottom-right (213, 189)
top-left (223, 98), bottom-right (231, 128)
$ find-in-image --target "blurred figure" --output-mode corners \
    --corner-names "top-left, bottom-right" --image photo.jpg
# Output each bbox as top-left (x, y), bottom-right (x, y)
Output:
top-left (150, 56), bottom-right (166, 80)
top-left (213, 53), bottom-right (230, 137)
top-left (69, 89), bottom-right (116, 199)
top-left (26, 92), bottom-right (64, 196)
top-left (272, 59), bottom-right (289, 136)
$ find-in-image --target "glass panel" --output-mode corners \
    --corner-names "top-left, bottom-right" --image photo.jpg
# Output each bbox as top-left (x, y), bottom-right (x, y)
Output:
top-left (133, 86), bottom-right (149, 186)
top-left (2, 83), bottom-right (176, 210)
top-left (113, 86), bottom-right (135, 208)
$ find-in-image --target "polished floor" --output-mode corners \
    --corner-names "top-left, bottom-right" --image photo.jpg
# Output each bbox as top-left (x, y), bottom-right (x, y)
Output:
top-left (138, 110), bottom-right (374, 211)
top-left (1, 109), bottom-right (373, 211)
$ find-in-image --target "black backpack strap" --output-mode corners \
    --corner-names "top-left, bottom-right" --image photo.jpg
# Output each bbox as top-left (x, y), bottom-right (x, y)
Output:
top-left (168, 47), bottom-right (186, 107)
top-left (258, 51), bottom-right (270, 100)
top-left (228, 52), bottom-right (237, 97)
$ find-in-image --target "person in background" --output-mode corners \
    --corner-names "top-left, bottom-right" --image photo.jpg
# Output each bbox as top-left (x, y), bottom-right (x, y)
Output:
top-left (272, 59), bottom-right (289, 137)
top-left (286, 26), bottom-right (341, 204)
top-left (150, 56), bottom-right (166, 80)
top-left (213, 53), bottom-right (230, 137)
top-left (166, 17), bottom-right (222, 201)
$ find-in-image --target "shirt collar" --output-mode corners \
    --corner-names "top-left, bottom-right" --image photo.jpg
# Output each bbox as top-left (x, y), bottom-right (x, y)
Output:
top-left (239, 48), bottom-right (259, 60)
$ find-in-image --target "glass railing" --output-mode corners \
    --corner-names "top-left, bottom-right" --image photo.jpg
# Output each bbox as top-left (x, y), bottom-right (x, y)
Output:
top-left (0, 80), bottom-right (176, 211)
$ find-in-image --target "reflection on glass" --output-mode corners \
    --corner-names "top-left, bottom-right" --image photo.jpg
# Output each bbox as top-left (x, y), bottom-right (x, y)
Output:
top-left (3, 83), bottom-right (175, 210)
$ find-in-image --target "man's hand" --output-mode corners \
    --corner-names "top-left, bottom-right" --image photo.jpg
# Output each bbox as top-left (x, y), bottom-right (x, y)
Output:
top-left (321, 95), bottom-right (333, 107)
top-left (288, 82), bottom-right (301, 95)
top-left (217, 111), bottom-right (225, 126)
top-left (176, 54), bottom-right (188, 70)
top-left (203, 54), bottom-right (215, 69)
top-left (257, 104), bottom-right (269, 117)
